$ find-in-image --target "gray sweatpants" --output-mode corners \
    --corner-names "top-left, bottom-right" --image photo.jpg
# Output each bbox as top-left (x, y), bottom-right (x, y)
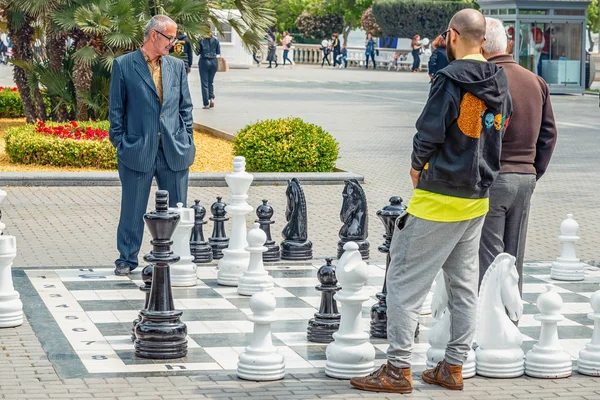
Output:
top-left (386, 214), bottom-right (484, 368)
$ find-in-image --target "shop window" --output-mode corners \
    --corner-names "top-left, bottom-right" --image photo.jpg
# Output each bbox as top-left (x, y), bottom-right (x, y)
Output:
top-left (519, 9), bottom-right (548, 15)
top-left (554, 9), bottom-right (585, 16)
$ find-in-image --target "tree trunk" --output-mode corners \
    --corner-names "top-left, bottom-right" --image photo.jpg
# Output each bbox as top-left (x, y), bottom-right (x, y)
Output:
top-left (342, 21), bottom-right (353, 46)
top-left (72, 31), bottom-right (93, 121)
top-left (47, 33), bottom-right (69, 121)
top-left (588, 28), bottom-right (595, 52)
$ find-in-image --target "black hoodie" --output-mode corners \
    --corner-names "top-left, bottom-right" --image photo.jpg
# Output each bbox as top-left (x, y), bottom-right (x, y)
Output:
top-left (170, 34), bottom-right (193, 69)
top-left (411, 59), bottom-right (513, 199)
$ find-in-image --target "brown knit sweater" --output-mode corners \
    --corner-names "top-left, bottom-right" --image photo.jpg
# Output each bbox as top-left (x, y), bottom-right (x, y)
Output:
top-left (488, 54), bottom-right (557, 180)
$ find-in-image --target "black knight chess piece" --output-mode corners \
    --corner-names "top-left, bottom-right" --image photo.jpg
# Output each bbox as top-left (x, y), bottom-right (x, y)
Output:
top-left (281, 178), bottom-right (313, 260)
top-left (190, 200), bottom-right (213, 263)
top-left (256, 199), bottom-right (280, 262)
top-left (337, 179), bottom-right (369, 260)
top-left (131, 264), bottom-right (153, 341)
top-left (209, 197), bottom-right (229, 260)
top-left (134, 190), bottom-right (188, 359)
top-left (307, 258), bottom-right (341, 343)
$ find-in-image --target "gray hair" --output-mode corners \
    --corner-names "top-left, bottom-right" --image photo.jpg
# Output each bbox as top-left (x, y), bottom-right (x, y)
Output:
top-left (482, 17), bottom-right (508, 55)
top-left (144, 15), bottom-right (176, 41)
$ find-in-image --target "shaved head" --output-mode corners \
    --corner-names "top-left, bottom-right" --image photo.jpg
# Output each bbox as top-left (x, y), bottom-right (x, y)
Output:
top-left (449, 9), bottom-right (486, 47)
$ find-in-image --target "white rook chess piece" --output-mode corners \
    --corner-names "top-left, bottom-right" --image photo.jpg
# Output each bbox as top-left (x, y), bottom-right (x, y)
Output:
top-left (325, 242), bottom-right (375, 379)
top-left (577, 288), bottom-right (600, 376)
top-left (0, 189), bottom-right (23, 328)
top-left (238, 223), bottom-right (274, 296)
top-left (169, 203), bottom-right (197, 287)
top-left (218, 156), bottom-right (254, 286)
top-left (525, 284), bottom-right (572, 378)
top-left (237, 290), bottom-right (285, 381)
top-left (551, 214), bottom-right (585, 281)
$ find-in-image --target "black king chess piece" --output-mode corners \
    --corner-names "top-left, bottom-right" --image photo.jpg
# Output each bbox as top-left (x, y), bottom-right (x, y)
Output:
top-left (189, 200), bottom-right (213, 263)
top-left (281, 178), bottom-right (313, 260)
top-left (337, 179), bottom-right (369, 260)
top-left (307, 258), bottom-right (341, 343)
top-left (256, 199), bottom-right (280, 262)
top-left (131, 264), bottom-right (153, 341)
top-left (209, 196), bottom-right (229, 260)
top-left (134, 190), bottom-right (188, 359)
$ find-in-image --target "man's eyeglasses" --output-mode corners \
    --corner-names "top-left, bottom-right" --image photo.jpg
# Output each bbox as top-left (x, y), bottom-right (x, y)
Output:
top-left (154, 30), bottom-right (177, 44)
top-left (441, 28), bottom-right (460, 41)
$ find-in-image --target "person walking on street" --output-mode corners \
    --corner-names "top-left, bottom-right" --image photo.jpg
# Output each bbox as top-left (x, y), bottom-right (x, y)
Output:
top-left (428, 35), bottom-right (449, 81)
top-left (365, 32), bottom-right (376, 69)
top-left (320, 39), bottom-right (331, 67)
top-left (281, 31), bottom-right (293, 67)
top-left (169, 32), bottom-right (193, 73)
top-left (350, 9), bottom-right (512, 393)
top-left (198, 32), bottom-right (220, 109)
top-left (266, 30), bottom-right (278, 68)
top-left (411, 34), bottom-right (423, 72)
top-left (109, 14), bottom-right (196, 276)
top-left (331, 33), bottom-right (341, 67)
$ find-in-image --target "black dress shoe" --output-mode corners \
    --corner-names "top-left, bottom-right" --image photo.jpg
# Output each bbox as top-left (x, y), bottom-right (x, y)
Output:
top-left (114, 262), bottom-right (132, 276)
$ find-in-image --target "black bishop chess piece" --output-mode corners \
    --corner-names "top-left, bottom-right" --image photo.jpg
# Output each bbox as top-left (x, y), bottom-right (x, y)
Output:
top-left (209, 196), bottom-right (229, 260)
top-left (134, 190), bottom-right (188, 359)
top-left (281, 178), bottom-right (312, 260)
top-left (131, 264), bottom-right (153, 341)
top-left (189, 200), bottom-right (213, 263)
top-left (256, 199), bottom-right (280, 262)
top-left (307, 258), bottom-right (341, 343)
top-left (337, 179), bottom-right (369, 260)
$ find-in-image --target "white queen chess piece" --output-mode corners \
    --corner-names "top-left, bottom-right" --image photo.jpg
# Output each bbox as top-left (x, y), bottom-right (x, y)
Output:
top-left (169, 203), bottom-right (197, 287)
top-left (218, 156), bottom-right (254, 286)
top-left (475, 253), bottom-right (524, 378)
top-left (325, 242), bottom-right (375, 379)
top-left (238, 223), bottom-right (274, 296)
top-left (577, 287), bottom-right (600, 376)
top-left (0, 189), bottom-right (23, 328)
top-left (551, 214), bottom-right (585, 281)
top-left (525, 284), bottom-right (572, 378)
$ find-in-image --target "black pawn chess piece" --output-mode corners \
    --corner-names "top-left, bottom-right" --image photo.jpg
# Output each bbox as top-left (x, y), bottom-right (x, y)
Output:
top-left (190, 200), bottom-right (213, 263)
top-left (131, 264), bottom-right (153, 341)
top-left (307, 258), bottom-right (341, 343)
top-left (281, 178), bottom-right (313, 260)
top-left (256, 199), bottom-right (280, 262)
top-left (134, 190), bottom-right (188, 359)
top-left (337, 179), bottom-right (369, 260)
top-left (209, 196), bottom-right (229, 260)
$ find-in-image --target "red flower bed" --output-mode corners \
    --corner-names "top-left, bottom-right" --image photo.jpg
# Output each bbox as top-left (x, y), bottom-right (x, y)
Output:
top-left (0, 86), bottom-right (18, 93)
top-left (34, 121), bottom-right (109, 141)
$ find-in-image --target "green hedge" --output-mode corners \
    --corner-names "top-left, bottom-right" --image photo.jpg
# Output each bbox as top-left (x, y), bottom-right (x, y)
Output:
top-left (0, 89), bottom-right (25, 118)
top-left (233, 118), bottom-right (339, 172)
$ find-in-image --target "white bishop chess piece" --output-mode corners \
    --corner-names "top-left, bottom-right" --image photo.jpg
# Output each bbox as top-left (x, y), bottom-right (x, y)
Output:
top-left (0, 189), bottom-right (23, 328)
top-left (426, 270), bottom-right (476, 378)
top-left (577, 287), bottom-right (600, 376)
top-left (475, 253), bottom-right (524, 378)
top-left (325, 242), bottom-right (375, 379)
top-left (525, 284), bottom-right (572, 378)
top-left (238, 223), bottom-right (274, 296)
top-left (237, 290), bottom-right (285, 381)
top-left (551, 214), bottom-right (585, 281)
top-left (169, 203), bottom-right (197, 287)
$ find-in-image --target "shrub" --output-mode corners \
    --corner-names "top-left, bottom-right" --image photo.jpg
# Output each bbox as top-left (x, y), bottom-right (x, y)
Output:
top-left (295, 12), bottom-right (344, 40)
top-left (0, 87), bottom-right (25, 118)
top-left (233, 118), bottom-right (339, 172)
top-left (5, 120), bottom-right (116, 169)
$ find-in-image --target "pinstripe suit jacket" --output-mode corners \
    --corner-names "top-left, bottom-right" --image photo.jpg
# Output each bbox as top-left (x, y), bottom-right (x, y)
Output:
top-left (109, 49), bottom-right (196, 172)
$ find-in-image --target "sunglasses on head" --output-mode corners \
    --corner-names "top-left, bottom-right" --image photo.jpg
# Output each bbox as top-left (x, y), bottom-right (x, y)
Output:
top-left (441, 28), bottom-right (461, 41)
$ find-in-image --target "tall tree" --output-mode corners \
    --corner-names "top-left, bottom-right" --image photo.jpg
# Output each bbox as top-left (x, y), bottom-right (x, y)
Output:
top-left (318, 0), bottom-right (373, 45)
top-left (587, 0), bottom-right (598, 51)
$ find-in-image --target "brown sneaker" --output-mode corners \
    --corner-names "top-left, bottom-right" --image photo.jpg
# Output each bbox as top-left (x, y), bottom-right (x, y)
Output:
top-left (422, 360), bottom-right (463, 390)
top-left (350, 362), bottom-right (413, 394)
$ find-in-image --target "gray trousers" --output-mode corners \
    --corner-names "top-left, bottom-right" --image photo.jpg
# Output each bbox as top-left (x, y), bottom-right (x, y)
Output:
top-left (386, 214), bottom-right (484, 368)
top-left (479, 173), bottom-right (536, 296)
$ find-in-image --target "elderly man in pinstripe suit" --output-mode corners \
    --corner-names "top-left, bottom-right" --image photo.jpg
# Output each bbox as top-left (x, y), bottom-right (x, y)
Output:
top-left (109, 15), bottom-right (196, 276)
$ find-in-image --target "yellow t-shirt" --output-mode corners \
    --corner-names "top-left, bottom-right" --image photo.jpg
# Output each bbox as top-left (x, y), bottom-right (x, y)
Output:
top-left (407, 53), bottom-right (489, 223)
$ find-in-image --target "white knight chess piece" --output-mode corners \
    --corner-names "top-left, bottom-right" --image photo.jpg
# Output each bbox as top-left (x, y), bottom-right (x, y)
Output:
top-left (577, 288), bottom-right (600, 376)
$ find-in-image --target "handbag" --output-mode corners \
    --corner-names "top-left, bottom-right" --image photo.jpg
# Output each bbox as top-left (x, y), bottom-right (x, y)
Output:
top-left (217, 57), bottom-right (228, 72)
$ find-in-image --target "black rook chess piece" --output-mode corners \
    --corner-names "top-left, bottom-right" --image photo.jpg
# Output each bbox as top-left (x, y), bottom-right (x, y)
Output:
top-left (134, 190), bottom-right (188, 359)
top-left (209, 197), bottom-right (229, 260)
top-left (337, 179), bottom-right (369, 260)
top-left (190, 200), bottom-right (213, 263)
top-left (281, 178), bottom-right (313, 260)
top-left (256, 199), bottom-right (280, 262)
top-left (307, 258), bottom-right (341, 343)
top-left (131, 264), bottom-right (153, 341)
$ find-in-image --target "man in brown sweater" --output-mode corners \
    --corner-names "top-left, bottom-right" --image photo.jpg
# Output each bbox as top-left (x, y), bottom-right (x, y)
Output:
top-left (479, 18), bottom-right (558, 297)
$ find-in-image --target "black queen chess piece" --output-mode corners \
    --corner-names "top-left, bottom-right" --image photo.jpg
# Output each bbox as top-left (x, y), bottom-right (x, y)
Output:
top-left (209, 196), bottom-right (229, 260)
top-left (307, 258), bottom-right (341, 343)
top-left (256, 199), bottom-right (280, 262)
top-left (337, 179), bottom-right (369, 260)
top-left (134, 190), bottom-right (188, 359)
top-left (189, 200), bottom-right (213, 263)
top-left (131, 264), bottom-right (153, 341)
top-left (281, 178), bottom-right (313, 260)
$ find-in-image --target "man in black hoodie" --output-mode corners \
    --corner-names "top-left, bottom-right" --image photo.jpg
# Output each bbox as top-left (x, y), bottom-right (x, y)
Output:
top-left (170, 32), bottom-right (193, 73)
top-left (350, 9), bottom-right (512, 394)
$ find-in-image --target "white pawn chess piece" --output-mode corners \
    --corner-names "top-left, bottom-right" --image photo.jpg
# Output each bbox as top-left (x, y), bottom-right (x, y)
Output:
top-left (551, 214), bottom-right (585, 281)
top-left (577, 288), bottom-right (600, 376)
top-left (238, 223), bottom-right (274, 296)
top-left (0, 189), bottom-right (23, 328)
top-left (237, 290), bottom-right (285, 381)
top-left (426, 270), bottom-right (476, 378)
top-left (525, 284), bottom-right (572, 378)
top-left (218, 156), bottom-right (254, 286)
top-left (169, 203), bottom-right (197, 287)
top-left (475, 253), bottom-right (524, 378)
top-left (325, 242), bottom-right (375, 379)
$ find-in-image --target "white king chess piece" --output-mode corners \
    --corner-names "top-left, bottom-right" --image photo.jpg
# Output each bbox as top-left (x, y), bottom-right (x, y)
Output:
top-left (577, 287), bottom-right (600, 376)
top-left (475, 253), bottom-right (524, 378)
top-left (169, 203), bottom-right (197, 287)
top-left (551, 214), bottom-right (585, 281)
top-left (325, 242), bottom-right (375, 379)
top-left (238, 223), bottom-right (274, 296)
top-left (218, 156), bottom-right (254, 286)
top-left (0, 189), bottom-right (23, 328)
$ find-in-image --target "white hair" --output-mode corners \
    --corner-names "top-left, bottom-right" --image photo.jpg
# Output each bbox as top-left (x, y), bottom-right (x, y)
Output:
top-left (144, 15), bottom-right (176, 41)
top-left (482, 17), bottom-right (508, 55)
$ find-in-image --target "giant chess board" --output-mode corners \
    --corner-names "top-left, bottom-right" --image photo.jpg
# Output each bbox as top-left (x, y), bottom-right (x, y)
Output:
top-left (14, 261), bottom-right (600, 378)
